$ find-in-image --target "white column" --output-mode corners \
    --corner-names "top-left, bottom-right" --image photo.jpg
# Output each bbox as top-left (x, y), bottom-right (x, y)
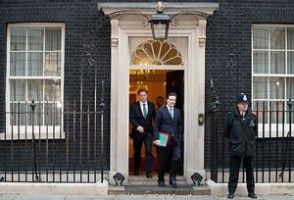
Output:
top-left (185, 19), bottom-right (207, 184)
top-left (109, 19), bottom-right (129, 184)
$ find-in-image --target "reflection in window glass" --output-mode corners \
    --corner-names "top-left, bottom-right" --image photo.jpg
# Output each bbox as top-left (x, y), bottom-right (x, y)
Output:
top-left (45, 52), bottom-right (61, 76)
top-left (45, 80), bottom-right (61, 101)
top-left (269, 77), bottom-right (284, 99)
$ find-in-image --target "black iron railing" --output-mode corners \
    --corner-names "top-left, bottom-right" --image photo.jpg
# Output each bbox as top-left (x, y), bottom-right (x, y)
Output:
top-left (1, 98), bottom-right (293, 183)
top-left (0, 99), bottom-right (105, 183)
top-left (209, 101), bottom-right (294, 183)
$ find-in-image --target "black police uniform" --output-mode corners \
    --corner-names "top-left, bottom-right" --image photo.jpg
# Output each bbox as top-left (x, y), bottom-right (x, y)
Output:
top-left (225, 94), bottom-right (257, 198)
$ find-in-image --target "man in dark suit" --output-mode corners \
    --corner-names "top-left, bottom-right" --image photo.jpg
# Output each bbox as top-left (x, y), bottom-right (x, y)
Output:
top-left (153, 92), bottom-right (183, 187)
top-left (130, 88), bottom-right (156, 178)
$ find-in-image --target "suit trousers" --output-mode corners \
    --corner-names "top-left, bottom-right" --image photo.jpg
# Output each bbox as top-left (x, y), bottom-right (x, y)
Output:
top-left (228, 155), bottom-right (255, 194)
top-left (133, 131), bottom-right (153, 173)
top-left (158, 138), bottom-right (181, 182)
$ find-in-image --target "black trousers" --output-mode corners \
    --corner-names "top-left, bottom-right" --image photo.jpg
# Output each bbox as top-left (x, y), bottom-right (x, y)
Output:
top-left (158, 138), bottom-right (181, 182)
top-left (228, 155), bottom-right (255, 194)
top-left (133, 131), bottom-right (153, 173)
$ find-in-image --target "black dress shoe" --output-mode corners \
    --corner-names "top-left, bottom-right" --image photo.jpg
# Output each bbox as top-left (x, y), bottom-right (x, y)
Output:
top-left (169, 180), bottom-right (178, 188)
top-left (146, 172), bottom-right (152, 178)
top-left (158, 181), bottom-right (165, 187)
top-left (227, 193), bottom-right (234, 199)
top-left (248, 192), bottom-right (257, 199)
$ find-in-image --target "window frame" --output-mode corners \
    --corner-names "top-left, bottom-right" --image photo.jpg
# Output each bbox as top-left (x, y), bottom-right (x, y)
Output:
top-left (2, 23), bottom-right (65, 140)
top-left (252, 24), bottom-right (294, 138)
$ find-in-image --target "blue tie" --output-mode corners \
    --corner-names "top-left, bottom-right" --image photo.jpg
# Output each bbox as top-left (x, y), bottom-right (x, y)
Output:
top-left (143, 104), bottom-right (147, 119)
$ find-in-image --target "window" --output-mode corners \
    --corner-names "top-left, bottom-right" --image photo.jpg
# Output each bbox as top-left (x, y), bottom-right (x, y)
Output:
top-left (4, 23), bottom-right (64, 140)
top-left (252, 25), bottom-right (294, 136)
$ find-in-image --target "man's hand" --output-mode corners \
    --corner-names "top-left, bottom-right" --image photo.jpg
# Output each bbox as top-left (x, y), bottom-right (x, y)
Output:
top-left (137, 126), bottom-right (144, 133)
top-left (153, 140), bottom-right (161, 146)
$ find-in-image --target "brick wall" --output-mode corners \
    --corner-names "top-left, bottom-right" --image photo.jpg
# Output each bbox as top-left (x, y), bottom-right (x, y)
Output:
top-left (1, 0), bottom-right (294, 175)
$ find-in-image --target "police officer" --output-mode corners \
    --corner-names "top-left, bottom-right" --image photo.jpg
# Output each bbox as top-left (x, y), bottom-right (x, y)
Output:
top-left (225, 93), bottom-right (257, 199)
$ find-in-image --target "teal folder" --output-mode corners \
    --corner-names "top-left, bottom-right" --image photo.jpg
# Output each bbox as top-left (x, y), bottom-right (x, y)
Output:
top-left (159, 132), bottom-right (170, 147)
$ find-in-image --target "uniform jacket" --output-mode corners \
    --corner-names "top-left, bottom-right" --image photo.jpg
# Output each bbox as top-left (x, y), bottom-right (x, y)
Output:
top-left (129, 100), bottom-right (156, 140)
top-left (154, 105), bottom-right (183, 144)
top-left (225, 107), bottom-right (257, 157)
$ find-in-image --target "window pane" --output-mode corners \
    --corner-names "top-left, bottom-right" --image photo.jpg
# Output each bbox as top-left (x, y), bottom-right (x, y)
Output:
top-left (286, 77), bottom-right (294, 98)
top-left (45, 28), bottom-right (61, 51)
top-left (11, 27), bottom-right (26, 51)
top-left (45, 52), bottom-right (61, 76)
top-left (10, 80), bottom-right (25, 101)
top-left (45, 80), bottom-right (61, 101)
top-left (28, 28), bottom-right (43, 50)
top-left (253, 28), bottom-right (269, 49)
top-left (287, 52), bottom-right (294, 74)
top-left (287, 28), bottom-right (294, 49)
top-left (10, 52), bottom-right (25, 76)
top-left (253, 51), bottom-right (268, 73)
top-left (269, 77), bottom-right (284, 99)
top-left (270, 51), bottom-right (285, 74)
top-left (253, 77), bottom-right (267, 99)
top-left (28, 80), bottom-right (43, 101)
top-left (28, 52), bottom-right (43, 76)
top-left (270, 27), bottom-right (285, 49)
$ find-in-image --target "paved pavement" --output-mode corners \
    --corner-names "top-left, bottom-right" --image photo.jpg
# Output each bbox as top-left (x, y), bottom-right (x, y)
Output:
top-left (0, 194), bottom-right (293, 200)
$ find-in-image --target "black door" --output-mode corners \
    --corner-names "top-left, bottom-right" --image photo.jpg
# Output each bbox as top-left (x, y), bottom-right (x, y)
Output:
top-left (166, 70), bottom-right (184, 175)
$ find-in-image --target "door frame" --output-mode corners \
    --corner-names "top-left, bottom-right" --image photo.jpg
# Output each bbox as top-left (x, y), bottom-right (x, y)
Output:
top-left (100, 3), bottom-right (218, 184)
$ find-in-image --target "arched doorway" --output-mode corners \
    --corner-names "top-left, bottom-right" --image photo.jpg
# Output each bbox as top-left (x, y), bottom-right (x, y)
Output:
top-left (128, 40), bottom-right (184, 175)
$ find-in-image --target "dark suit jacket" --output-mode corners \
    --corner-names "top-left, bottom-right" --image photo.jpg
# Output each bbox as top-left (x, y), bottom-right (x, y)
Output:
top-left (154, 106), bottom-right (183, 144)
top-left (130, 101), bottom-right (156, 140)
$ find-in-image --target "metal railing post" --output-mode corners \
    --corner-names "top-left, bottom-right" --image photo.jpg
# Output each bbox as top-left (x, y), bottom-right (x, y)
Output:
top-left (100, 80), bottom-right (105, 183)
top-left (209, 78), bottom-right (220, 182)
top-left (30, 99), bottom-right (38, 181)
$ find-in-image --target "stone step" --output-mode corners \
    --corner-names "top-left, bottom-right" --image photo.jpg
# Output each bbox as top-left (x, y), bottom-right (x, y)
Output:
top-left (109, 175), bottom-right (210, 195)
top-left (109, 185), bottom-right (211, 195)
top-left (128, 175), bottom-right (187, 185)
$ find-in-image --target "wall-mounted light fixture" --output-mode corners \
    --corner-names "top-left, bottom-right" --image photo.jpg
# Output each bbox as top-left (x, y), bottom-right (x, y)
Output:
top-left (98, 1), bottom-right (211, 41)
top-left (149, 1), bottom-right (171, 40)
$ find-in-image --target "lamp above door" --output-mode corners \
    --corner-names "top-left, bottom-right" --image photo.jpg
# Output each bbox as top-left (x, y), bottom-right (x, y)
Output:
top-left (149, 1), bottom-right (171, 41)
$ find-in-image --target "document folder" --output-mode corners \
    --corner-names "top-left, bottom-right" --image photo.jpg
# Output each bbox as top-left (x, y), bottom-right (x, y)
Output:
top-left (159, 132), bottom-right (170, 147)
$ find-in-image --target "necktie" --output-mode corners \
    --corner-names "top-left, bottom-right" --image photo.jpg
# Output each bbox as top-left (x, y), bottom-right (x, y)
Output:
top-left (169, 108), bottom-right (174, 119)
top-left (143, 103), bottom-right (147, 119)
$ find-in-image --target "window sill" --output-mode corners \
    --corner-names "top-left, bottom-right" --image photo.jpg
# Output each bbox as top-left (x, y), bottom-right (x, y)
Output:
top-left (0, 126), bottom-right (65, 140)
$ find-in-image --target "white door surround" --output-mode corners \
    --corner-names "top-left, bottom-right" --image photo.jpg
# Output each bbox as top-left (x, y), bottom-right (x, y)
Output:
top-left (98, 2), bottom-right (218, 184)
